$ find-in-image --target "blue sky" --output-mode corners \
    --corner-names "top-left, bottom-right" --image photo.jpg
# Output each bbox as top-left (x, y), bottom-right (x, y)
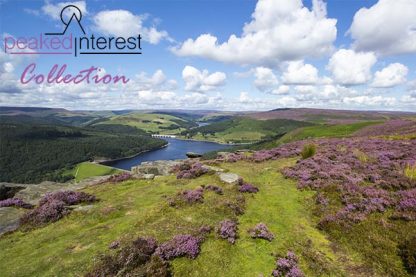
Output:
top-left (0, 0), bottom-right (415, 111)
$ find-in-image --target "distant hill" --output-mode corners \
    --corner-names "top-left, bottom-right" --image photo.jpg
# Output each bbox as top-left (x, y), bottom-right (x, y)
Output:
top-left (181, 117), bottom-right (313, 143)
top-left (247, 108), bottom-right (416, 123)
top-left (92, 113), bottom-right (198, 135)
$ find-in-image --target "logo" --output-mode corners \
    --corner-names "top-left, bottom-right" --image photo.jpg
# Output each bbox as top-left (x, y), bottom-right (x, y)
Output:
top-left (3, 5), bottom-right (135, 85)
top-left (4, 5), bottom-right (143, 57)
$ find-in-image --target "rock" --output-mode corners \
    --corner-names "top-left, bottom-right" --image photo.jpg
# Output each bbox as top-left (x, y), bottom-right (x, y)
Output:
top-left (109, 240), bottom-right (120, 249)
top-left (218, 172), bottom-right (240, 184)
top-left (131, 160), bottom-right (183, 176)
top-left (72, 205), bottom-right (94, 212)
top-left (0, 207), bottom-right (26, 235)
top-left (0, 184), bottom-right (26, 200)
top-left (206, 166), bottom-right (224, 173)
top-left (142, 174), bottom-right (155, 180)
top-left (186, 152), bottom-right (202, 158)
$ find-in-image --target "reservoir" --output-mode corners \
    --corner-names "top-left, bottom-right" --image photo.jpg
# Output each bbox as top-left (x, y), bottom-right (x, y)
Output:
top-left (108, 138), bottom-right (232, 170)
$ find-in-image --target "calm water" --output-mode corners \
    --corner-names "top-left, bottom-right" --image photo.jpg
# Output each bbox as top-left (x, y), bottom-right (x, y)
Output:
top-left (108, 138), bottom-right (232, 170)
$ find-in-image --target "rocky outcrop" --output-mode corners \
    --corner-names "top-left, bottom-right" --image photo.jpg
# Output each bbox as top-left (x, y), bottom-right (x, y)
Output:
top-left (131, 160), bottom-right (183, 176)
top-left (186, 152), bottom-right (202, 158)
top-left (0, 176), bottom-right (108, 235)
top-left (218, 173), bottom-right (240, 184)
top-left (0, 184), bottom-right (25, 200)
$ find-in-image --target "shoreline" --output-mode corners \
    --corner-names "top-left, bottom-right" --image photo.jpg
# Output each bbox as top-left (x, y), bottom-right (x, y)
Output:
top-left (95, 136), bottom-right (253, 168)
top-left (172, 136), bottom-right (254, 145)
top-left (97, 143), bottom-right (169, 166)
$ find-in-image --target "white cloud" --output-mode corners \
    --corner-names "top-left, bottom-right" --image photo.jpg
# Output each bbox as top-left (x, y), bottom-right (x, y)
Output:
top-left (349, 0), bottom-right (416, 55)
top-left (371, 63), bottom-right (408, 88)
top-left (182, 66), bottom-right (226, 93)
top-left (133, 70), bottom-right (177, 91)
top-left (172, 0), bottom-right (337, 66)
top-left (327, 49), bottom-right (377, 85)
top-left (93, 10), bottom-right (168, 44)
top-left (239, 91), bottom-right (250, 103)
top-left (42, 1), bottom-right (87, 20)
top-left (282, 61), bottom-right (319, 85)
top-left (253, 67), bottom-right (279, 93)
top-left (343, 95), bottom-right (397, 107)
top-left (273, 85), bottom-right (290, 95)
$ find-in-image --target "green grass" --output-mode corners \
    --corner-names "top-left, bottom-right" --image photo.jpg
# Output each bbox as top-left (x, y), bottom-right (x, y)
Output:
top-left (95, 113), bottom-right (195, 134)
top-left (182, 117), bottom-right (312, 143)
top-left (0, 159), bottom-right (348, 277)
top-left (65, 162), bottom-right (122, 182)
top-left (405, 164), bottom-right (416, 180)
top-left (172, 160), bottom-right (346, 276)
top-left (278, 121), bottom-right (381, 144)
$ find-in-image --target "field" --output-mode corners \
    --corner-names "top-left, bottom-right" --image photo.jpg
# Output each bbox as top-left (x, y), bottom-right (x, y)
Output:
top-left (94, 113), bottom-right (197, 135)
top-left (181, 117), bottom-right (312, 143)
top-left (64, 162), bottom-right (122, 182)
top-left (278, 121), bottom-right (381, 143)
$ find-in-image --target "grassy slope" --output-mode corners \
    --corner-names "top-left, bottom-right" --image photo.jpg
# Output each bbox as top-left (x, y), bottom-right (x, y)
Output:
top-left (65, 162), bottom-right (122, 182)
top-left (0, 159), bottom-right (351, 277)
top-left (279, 121), bottom-right (381, 143)
top-left (95, 113), bottom-right (194, 135)
top-left (250, 121), bottom-right (381, 150)
top-left (183, 118), bottom-right (312, 144)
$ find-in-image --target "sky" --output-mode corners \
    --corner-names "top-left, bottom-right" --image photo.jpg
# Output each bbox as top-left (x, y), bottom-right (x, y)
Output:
top-left (0, 0), bottom-right (416, 111)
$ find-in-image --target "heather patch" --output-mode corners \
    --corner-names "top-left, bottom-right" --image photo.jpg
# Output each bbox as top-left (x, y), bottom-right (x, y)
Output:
top-left (106, 172), bottom-right (132, 183)
top-left (355, 119), bottom-right (416, 137)
top-left (86, 237), bottom-right (170, 277)
top-left (202, 184), bottom-right (223, 195)
top-left (173, 162), bottom-right (209, 179)
top-left (20, 190), bottom-right (97, 227)
top-left (38, 191), bottom-right (96, 206)
top-left (238, 182), bottom-right (259, 193)
top-left (217, 219), bottom-right (238, 244)
top-left (168, 187), bottom-right (204, 206)
top-left (0, 198), bottom-right (33, 209)
top-left (272, 251), bottom-right (304, 277)
top-left (237, 178), bottom-right (259, 193)
top-left (215, 142), bottom-right (303, 164)
top-left (248, 223), bottom-right (274, 241)
top-left (281, 138), bottom-right (416, 225)
top-left (20, 199), bottom-right (69, 226)
top-left (155, 234), bottom-right (203, 260)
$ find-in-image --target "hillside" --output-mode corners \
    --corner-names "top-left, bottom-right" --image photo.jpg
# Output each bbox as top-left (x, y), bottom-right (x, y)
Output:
top-left (0, 122), bottom-right (165, 183)
top-left (1, 134), bottom-right (415, 276)
top-left (93, 113), bottom-right (198, 135)
top-left (181, 117), bottom-right (313, 143)
top-left (248, 108), bottom-right (415, 123)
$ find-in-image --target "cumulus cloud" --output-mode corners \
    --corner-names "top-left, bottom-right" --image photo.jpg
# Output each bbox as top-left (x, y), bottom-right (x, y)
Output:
top-left (133, 70), bottom-right (177, 91)
top-left (172, 0), bottom-right (337, 66)
top-left (282, 61), bottom-right (319, 85)
top-left (349, 0), bottom-right (416, 55)
top-left (371, 63), bottom-right (408, 88)
top-left (274, 85), bottom-right (290, 95)
top-left (42, 1), bottom-right (87, 20)
top-left (93, 10), bottom-right (169, 44)
top-left (327, 49), bottom-right (377, 86)
top-left (182, 66), bottom-right (226, 93)
top-left (343, 96), bottom-right (397, 107)
top-left (253, 67), bottom-right (279, 93)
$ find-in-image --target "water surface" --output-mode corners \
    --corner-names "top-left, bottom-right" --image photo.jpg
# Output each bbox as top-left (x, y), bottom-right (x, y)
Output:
top-left (109, 138), bottom-right (232, 170)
